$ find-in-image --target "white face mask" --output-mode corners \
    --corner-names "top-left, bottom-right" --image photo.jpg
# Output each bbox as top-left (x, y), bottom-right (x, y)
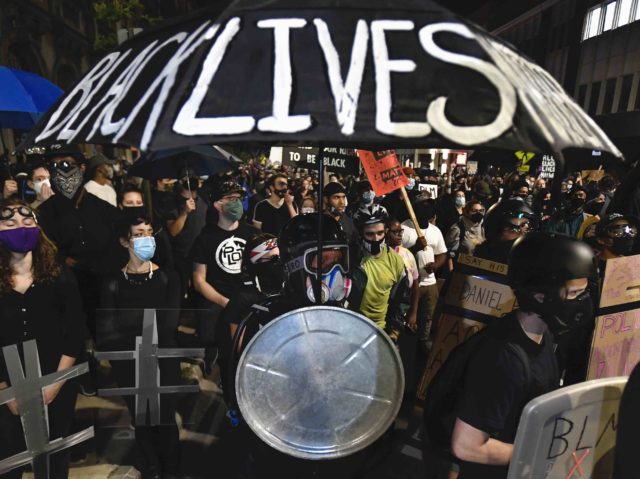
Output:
top-left (33, 178), bottom-right (51, 195)
top-left (301, 207), bottom-right (315, 214)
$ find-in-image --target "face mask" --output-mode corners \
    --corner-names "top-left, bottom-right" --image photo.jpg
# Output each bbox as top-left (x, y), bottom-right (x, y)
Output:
top-left (517, 289), bottom-right (593, 337)
top-left (610, 236), bottom-right (635, 256)
top-left (570, 197), bottom-right (585, 210)
top-left (102, 166), bottom-right (114, 179)
top-left (274, 188), bottom-right (287, 198)
top-left (132, 236), bottom-right (156, 261)
top-left (33, 179), bottom-right (50, 195)
top-left (0, 227), bottom-right (41, 253)
top-left (181, 178), bottom-right (199, 191)
top-left (301, 207), bottom-right (315, 214)
top-left (361, 190), bottom-right (375, 205)
top-left (52, 167), bottom-right (83, 199)
top-left (222, 200), bottom-right (244, 221)
top-left (305, 264), bottom-right (352, 304)
top-left (470, 212), bottom-right (484, 224)
top-left (363, 237), bottom-right (385, 256)
top-left (455, 197), bottom-right (466, 207)
top-left (406, 178), bottom-right (416, 191)
top-left (253, 257), bottom-right (285, 295)
top-left (113, 163), bottom-right (121, 173)
top-left (123, 206), bottom-right (146, 220)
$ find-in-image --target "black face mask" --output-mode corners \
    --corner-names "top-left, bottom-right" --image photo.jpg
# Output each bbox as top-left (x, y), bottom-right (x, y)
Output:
top-left (610, 236), bottom-right (635, 256)
top-left (181, 178), bottom-right (199, 191)
top-left (570, 197), bottom-right (585, 210)
top-left (363, 238), bottom-right (385, 256)
top-left (274, 188), bottom-right (287, 198)
top-left (252, 257), bottom-right (285, 295)
top-left (123, 206), bottom-right (147, 221)
top-left (470, 212), bottom-right (484, 224)
top-left (517, 289), bottom-right (594, 337)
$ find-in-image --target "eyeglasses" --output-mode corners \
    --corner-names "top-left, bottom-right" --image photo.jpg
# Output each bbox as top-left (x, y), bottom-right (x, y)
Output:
top-left (1, 206), bottom-right (37, 221)
top-left (606, 224), bottom-right (638, 238)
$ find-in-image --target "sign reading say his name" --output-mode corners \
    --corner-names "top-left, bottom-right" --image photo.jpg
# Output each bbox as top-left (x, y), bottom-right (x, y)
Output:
top-left (282, 146), bottom-right (359, 175)
top-left (508, 377), bottom-right (625, 479)
top-left (587, 255), bottom-right (640, 380)
top-left (22, 3), bottom-right (622, 159)
top-left (358, 150), bottom-right (409, 196)
top-left (417, 254), bottom-right (515, 399)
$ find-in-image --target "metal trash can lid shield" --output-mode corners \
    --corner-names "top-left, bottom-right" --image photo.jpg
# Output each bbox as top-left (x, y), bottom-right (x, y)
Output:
top-left (235, 306), bottom-right (405, 460)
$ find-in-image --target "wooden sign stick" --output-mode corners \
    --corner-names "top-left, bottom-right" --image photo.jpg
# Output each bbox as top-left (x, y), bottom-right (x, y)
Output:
top-left (400, 186), bottom-right (427, 250)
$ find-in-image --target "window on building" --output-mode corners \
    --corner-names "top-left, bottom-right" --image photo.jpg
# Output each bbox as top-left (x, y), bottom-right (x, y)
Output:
top-left (618, 0), bottom-right (633, 26)
top-left (602, 78), bottom-right (617, 114)
top-left (636, 0), bottom-right (640, 20)
top-left (589, 81), bottom-right (602, 115)
top-left (585, 6), bottom-right (603, 39)
top-left (603, 2), bottom-right (617, 31)
top-left (577, 84), bottom-right (588, 107)
top-left (618, 74), bottom-right (633, 112)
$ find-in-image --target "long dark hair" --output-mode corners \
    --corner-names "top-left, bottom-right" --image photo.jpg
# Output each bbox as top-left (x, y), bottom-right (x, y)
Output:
top-left (0, 199), bottom-right (61, 295)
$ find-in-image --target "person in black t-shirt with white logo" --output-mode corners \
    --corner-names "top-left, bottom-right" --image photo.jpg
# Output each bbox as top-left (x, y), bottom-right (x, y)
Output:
top-left (191, 179), bottom-right (258, 371)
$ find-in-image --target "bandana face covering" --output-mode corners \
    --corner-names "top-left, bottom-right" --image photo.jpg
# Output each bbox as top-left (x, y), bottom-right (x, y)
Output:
top-left (51, 167), bottom-right (84, 199)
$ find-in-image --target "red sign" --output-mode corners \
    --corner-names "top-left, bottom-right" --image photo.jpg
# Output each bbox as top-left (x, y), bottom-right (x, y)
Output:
top-left (357, 150), bottom-right (409, 196)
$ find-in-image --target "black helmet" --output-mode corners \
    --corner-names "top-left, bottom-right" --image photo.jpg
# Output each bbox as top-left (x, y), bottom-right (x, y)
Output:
top-left (242, 233), bottom-right (283, 295)
top-left (278, 213), bottom-right (350, 303)
top-left (508, 232), bottom-right (596, 291)
top-left (508, 232), bottom-right (596, 336)
top-left (352, 203), bottom-right (388, 230)
top-left (483, 198), bottom-right (534, 240)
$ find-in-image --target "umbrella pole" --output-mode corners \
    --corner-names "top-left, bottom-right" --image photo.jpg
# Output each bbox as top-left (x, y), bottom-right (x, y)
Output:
top-left (315, 146), bottom-right (325, 305)
top-left (551, 150), bottom-right (565, 207)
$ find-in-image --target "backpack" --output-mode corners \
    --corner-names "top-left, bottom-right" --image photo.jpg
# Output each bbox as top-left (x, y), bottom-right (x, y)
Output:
top-left (423, 317), bottom-right (532, 453)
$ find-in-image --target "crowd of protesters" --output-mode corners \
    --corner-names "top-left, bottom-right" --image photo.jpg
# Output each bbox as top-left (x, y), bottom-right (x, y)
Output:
top-left (0, 145), bottom-right (639, 479)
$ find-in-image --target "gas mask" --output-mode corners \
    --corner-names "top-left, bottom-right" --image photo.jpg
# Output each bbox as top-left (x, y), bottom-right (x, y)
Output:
top-left (516, 288), bottom-right (594, 337)
top-left (305, 264), bottom-right (352, 304)
top-left (363, 237), bottom-right (385, 256)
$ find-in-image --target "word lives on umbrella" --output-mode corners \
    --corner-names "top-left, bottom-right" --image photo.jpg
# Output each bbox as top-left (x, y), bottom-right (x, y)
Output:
top-left (34, 15), bottom-right (612, 152)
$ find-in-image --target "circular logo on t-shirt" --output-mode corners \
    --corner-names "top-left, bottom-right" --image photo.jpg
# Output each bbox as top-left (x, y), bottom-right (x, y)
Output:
top-left (215, 236), bottom-right (247, 274)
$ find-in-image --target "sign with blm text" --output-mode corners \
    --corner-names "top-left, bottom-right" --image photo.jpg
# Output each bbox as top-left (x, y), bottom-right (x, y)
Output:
top-left (357, 150), bottom-right (409, 196)
top-left (508, 377), bottom-right (625, 479)
top-left (587, 255), bottom-right (640, 380)
top-left (418, 183), bottom-right (438, 198)
top-left (281, 146), bottom-right (360, 175)
top-left (417, 254), bottom-right (516, 399)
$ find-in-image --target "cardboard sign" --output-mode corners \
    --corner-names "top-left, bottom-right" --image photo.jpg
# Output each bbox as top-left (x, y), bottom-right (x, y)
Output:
top-left (445, 272), bottom-right (517, 318)
top-left (508, 377), bottom-right (626, 479)
top-left (418, 313), bottom-right (486, 393)
top-left (516, 150), bottom-right (535, 174)
top-left (418, 183), bottom-right (438, 198)
top-left (587, 255), bottom-right (640, 380)
top-left (582, 170), bottom-right (605, 183)
top-left (417, 254), bottom-right (514, 399)
top-left (357, 150), bottom-right (409, 196)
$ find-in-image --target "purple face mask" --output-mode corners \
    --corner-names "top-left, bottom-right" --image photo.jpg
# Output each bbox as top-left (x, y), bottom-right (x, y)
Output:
top-left (0, 227), bottom-right (41, 253)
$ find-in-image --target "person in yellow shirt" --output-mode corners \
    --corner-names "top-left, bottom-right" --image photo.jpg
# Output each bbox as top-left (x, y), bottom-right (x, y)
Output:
top-left (350, 204), bottom-right (407, 340)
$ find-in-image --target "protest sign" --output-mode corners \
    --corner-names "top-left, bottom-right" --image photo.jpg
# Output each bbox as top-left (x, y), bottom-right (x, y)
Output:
top-left (357, 150), bottom-right (409, 196)
top-left (587, 255), bottom-right (640, 380)
top-left (417, 254), bottom-right (515, 399)
top-left (282, 146), bottom-right (359, 175)
top-left (540, 154), bottom-right (556, 180)
top-left (508, 377), bottom-right (625, 479)
top-left (418, 183), bottom-right (438, 198)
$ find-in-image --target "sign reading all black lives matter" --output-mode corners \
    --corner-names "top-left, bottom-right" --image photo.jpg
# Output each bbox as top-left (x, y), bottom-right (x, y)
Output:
top-left (282, 146), bottom-right (360, 175)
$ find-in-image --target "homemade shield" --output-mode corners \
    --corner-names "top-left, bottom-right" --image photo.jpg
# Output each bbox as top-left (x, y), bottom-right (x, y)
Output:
top-left (508, 377), bottom-right (626, 479)
top-left (235, 306), bottom-right (404, 459)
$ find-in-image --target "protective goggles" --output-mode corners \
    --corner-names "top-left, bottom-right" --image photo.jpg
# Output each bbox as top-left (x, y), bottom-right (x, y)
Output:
top-left (606, 224), bottom-right (638, 238)
top-left (285, 246), bottom-right (349, 277)
top-left (1, 206), bottom-right (37, 221)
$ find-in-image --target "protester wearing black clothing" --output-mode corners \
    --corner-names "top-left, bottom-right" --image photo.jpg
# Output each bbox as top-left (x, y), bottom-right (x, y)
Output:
top-left (252, 173), bottom-right (298, 235)
top-left (192, 180), bottom-right (257, 371)
top-left (0, 200), bottom-right (86, 479)
top-left (99, 215), bottom-right (181, 479)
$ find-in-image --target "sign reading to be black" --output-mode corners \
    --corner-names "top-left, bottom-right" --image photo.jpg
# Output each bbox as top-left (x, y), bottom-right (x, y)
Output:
top-left (282, 146), bottom-right (360, 175)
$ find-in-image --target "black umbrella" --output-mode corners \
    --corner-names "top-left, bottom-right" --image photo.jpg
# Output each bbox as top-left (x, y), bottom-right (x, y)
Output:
top-left (19, 0), bottom-right (623, 302)
top-left (127, 144), bottom-right (242, 179)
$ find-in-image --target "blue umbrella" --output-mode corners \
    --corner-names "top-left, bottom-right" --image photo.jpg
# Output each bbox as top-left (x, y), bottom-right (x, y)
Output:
top-left (0, 66), bottom-right (63, 129)
top-left (127, 144), bottom-right (243, 179)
